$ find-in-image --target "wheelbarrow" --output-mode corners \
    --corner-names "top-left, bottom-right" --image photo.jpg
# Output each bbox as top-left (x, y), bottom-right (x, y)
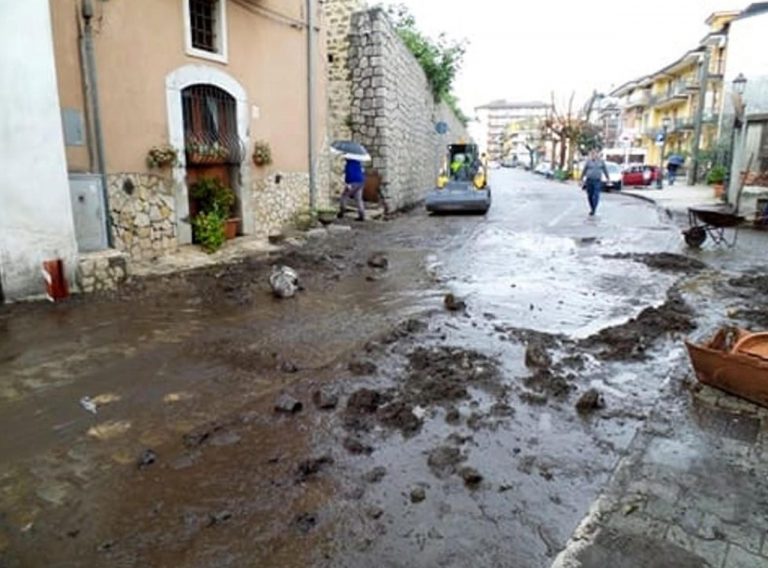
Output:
top-left (683, 206), bottom-right (745, 248)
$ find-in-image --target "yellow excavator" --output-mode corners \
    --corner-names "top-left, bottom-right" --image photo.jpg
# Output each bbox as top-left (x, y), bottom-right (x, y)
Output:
top-left (427, 143), bottom-right (491, 214)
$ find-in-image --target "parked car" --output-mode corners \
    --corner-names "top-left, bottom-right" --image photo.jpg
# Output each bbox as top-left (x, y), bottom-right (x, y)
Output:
top-left (622, 164), bottom-right (660, 187)
top-left (501, 158), bottom-right (517, 168)
top-left (603, 162), bottom-right (623, 190)
top-left (534, 161), bottom-right (553, 177)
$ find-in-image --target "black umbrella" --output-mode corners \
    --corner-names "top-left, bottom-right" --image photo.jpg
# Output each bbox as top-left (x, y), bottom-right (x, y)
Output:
top-left (331, 140), bottom-right (371, 162)
top-left (668, 154), bottom-right (685, 166)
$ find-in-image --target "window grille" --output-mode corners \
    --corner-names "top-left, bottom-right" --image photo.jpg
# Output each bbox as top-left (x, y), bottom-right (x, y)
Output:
top-left (182, 84), bottom-right (243, 165)
top-left (190, 0), bottom-right (217, 53)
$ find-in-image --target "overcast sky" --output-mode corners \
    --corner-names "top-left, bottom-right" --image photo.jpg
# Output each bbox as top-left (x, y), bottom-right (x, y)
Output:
top-left (378, 0), bottom-right (747, 115)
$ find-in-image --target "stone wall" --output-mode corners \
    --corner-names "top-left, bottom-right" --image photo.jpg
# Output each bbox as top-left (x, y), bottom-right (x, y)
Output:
top-left (251, 171), bottom-right (311, 238)
top-left (324, 0), bottom-right (367, 198)
top-left (107, 173), bottom-right (177, 260)
top-left (76, 249), bottom-right (128, 293)
top-left (342, 8), bottom-right (469, 210)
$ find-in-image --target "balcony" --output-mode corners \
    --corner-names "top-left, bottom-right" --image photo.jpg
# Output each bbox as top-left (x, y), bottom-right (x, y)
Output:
top-left (673, 116), bottom-right (694, 131)
top-left (624, 90), bottom-right (651, 109)
top-left (709, 58), bottom-right (726, 77)
top-left (652, 82), bottom-right (693, 109)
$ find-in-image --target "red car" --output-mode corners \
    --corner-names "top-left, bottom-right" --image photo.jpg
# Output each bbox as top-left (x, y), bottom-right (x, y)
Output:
top-left (622, 164), bottom-right (661, 187)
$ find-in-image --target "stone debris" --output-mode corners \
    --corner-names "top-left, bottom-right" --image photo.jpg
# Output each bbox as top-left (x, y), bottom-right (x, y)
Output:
top-left (296, 455), bottom-right (334, 481)
top-left (459, 466), bottom-right (483, 488)
top-left (312, 388), bottom-right (339, 410)
top-left (137, 449), bottom-right (157, 469)
top-left (443, 293), bottom-right (466, 312)
top-left (525, 342), bottom-right (552, 369)
top-left (363, 466), bottom-right (387, 484)
top-left (367, 253), bottom-right (389, 269)
top-left (575, 388), bottom-right (606, 414)
top-left (410, 487), bottom-right (426, 503)
top-left (275, 394), bottom-right (303, 414)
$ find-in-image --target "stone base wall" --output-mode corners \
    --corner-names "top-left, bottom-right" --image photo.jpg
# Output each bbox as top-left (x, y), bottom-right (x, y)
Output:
top-left (252, 172), bottom-right (311, 238)
top-left (76, 249), bottom-right (128, 293)
top-left (107, 173), bottom-right (178, 260)
top-left (325, 0), bottom-right (367, 199)
top-left (344, 8), bottom-right (469, 211)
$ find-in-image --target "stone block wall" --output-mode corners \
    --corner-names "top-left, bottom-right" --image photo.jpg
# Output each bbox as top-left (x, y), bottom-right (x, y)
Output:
top-left (251, 171), bottom-right (311, 238)
top-left (324, 0), bottom-right (367, 198)
top-left (76, 249), bottom-right (128, 293)
top-left (344, 8), bottom-right (469, 211)
top-left (107, 173), bottom-right (178, 260)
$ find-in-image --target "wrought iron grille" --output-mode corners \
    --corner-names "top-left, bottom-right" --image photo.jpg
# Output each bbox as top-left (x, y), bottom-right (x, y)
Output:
top-left (190, 0), bottom-right (217, 52)
top-left (182, 84), bottom-right (244, 165)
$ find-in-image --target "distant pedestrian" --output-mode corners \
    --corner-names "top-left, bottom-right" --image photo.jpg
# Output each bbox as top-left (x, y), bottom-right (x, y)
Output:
top-left (667, 161), bottom-right (680, 186)
top-left (338, 158), bottom-right (366, 221)
top-left (581, 150), bottom-right (610, 216)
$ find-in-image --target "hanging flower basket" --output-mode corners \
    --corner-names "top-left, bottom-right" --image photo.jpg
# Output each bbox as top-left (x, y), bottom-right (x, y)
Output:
top-left (186, 141), bottom-right (230, 165)
top-left (252, 141), bottom-right (273, 167)
top-left (146, 144), bottom-right (179, 168)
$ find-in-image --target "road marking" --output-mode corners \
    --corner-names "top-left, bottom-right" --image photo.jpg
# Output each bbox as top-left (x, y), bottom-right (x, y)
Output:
top-left (548, 204), bottom-right (576, 227)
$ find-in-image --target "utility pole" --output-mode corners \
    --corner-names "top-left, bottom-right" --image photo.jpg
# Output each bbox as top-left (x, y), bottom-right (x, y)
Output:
top-left (689, 49), bottom-right (711, 185)
top-left (306, 0), bottom-right (317, 210)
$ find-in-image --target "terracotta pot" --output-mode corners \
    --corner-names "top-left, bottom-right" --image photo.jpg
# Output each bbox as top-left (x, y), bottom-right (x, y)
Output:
top-left (713, 184), bottom-right (725, 199)
top-left (363, 169), bottom-right (382, 202)
top-left (225, 218), bottom-right (240, 240)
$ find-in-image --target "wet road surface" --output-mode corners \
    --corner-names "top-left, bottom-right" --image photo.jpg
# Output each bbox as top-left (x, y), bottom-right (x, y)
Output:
top-left (1, 169), bottom-right (766, 567)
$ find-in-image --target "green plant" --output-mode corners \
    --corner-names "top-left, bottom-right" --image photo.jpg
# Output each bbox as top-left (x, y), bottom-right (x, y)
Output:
top-left (186, 140), bottom-right (229, 160)
top-left (707, 164), bottom-right (727, 185)
top-left (146, 144), bottom-right (178, 168)
top-left (554, 168), bottom-right (570, 182)
top-left (192, 208), bottom-right (226, 253)
top-left (252, 140), bottom-right (273, 166)
top-left (386, 4), bottom-right (466, 103)
top-left (190, 177), bottom-right (236, 217)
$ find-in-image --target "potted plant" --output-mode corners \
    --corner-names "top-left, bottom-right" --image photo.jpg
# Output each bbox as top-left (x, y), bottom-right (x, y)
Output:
top-left (707, 165), bottom-right (727, 199)
top-left (146, 144), bottom-right (178, 169)
top-left (189, 177), bottom-right (240, 244)
top-left (252, 140), bottom-right (273, 167)
top-left (315, 207), bottom-right (338, 226)
top-left (186, 139), bottom-right (230, 164)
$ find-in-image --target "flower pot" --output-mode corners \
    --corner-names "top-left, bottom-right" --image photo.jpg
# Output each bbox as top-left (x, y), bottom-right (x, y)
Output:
top-left (224, 218), bottom-right (240, 240)
top-left (317, 212), bottom-right (336, 226)
top-left (713, 184), bottom-right (725, 199)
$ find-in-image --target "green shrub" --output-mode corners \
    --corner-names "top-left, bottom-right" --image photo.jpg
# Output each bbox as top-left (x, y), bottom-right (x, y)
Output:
top-left (707, 165), bottom-right (727, 185)
top-left (193, 209), bottom-right (226, 253)
top-left (190, 177), bottom-right (236, 217)
top-left (554, 169), bottom-right (570, 181)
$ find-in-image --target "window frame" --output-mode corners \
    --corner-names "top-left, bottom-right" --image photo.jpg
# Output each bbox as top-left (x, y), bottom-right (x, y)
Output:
top-left (183, 0), bottom-right (228, 64)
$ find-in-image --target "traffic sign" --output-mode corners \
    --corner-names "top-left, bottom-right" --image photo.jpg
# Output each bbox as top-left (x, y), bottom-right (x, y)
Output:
top-left (435, 121), bottom-right (448, 135)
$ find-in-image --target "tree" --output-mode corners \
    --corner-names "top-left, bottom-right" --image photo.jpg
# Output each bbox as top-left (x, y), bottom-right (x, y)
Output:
top-left (386, 4), bottom-right (468, 122)
top-left (543, 91), bottom-right (604, 172)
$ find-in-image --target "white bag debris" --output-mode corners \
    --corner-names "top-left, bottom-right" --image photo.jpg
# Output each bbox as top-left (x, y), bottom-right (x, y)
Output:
top-left (269, 265), bottom-right (300, 299)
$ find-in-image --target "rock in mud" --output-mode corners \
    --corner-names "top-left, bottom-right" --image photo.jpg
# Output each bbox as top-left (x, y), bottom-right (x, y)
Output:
top-left (459, 466), bottom-right (483, 488)
top-left (445, 406), bottom-right (461, 425)
top-left (427, 446), bottom-right (466, 478)
top-left (207, 510), bottom-right (233, 527)
top-left (293, 512), bottom-right (318, 534)
top-left (346, 388), bottom-right (385, 414)
top-left (576, 388), bottom-right (605, 414)
top-left (363, 466), bottom-right (387, 484)
top-left (279, 360), bottom-right (299, 373)
top-left (491, 402), bottom-right (515, 418)
top-left (410, 487), bottom-right (427, 503)
top-left (606, 252), bottom-right (708, 273)
top-left (377, 400), bottom-right (423, 436)
top-left (443, 293), bottom-right (466, 312)
top-left (182, 422), bottom-right (225, 448)
top-left (349, 360), bottom-right (378, 376)
top-left (519, 391), bottom-right (549, 406)
top-left (525, 342), bottom-right (552, 369)
top-left (312, 388), bottom-right (339, 410)
top-left (367, 253), bottom-right (389, 269)
top-left (297, 455), bottom-right (334, 481)
top-left (366, 506), bottom-right (384, 519)
top-left (274, 394), bottom-right (303, 414)
top-left (523, 369), bottom-right (574, 400)
top-left (343, 436), bottom-right (374, 455)
top-left (137, 449), bottom-right (157, 469)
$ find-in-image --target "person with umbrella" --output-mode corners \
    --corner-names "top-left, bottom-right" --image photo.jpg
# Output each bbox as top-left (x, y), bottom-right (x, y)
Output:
top-left (667, 154), bottom-right (684, 186)
top-left (332, 141), bottom-right (370, 221)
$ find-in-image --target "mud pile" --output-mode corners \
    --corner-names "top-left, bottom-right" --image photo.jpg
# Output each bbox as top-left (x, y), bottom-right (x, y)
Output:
top-left (605, 252), bottom-right (708, 273)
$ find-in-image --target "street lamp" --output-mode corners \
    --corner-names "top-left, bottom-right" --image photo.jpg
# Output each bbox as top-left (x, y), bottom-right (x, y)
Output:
top-left (728, 73), bottom-right (749, 195)
top-left (656, 117), bottom-right (671, 189)
top-left (733, 73), bottom-right (748, 96)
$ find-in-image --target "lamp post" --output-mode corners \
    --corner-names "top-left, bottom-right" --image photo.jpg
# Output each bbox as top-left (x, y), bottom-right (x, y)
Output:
top-left (729, 73), bottom-right (748, 202)
top-left (656, 117), bottom-right (671, 189)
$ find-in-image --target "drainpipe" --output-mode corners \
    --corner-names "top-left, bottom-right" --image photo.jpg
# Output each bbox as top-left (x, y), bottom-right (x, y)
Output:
top-left (306, 0), bottom-right (317, 210)
top-left (689, 49), bottom-right (711, 186)
top-left (81, 0), bottom-right (113, 247)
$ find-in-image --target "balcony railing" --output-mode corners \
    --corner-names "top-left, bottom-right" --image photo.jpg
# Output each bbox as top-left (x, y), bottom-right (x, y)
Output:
top-left (624, 90), bottom-right (651, 109)
top-left (709, 58), bottom-right (726, 77)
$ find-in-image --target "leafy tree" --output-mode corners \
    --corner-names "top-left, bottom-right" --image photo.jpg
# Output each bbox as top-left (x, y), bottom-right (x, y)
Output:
top-left (386, 4), bottom-right (467, 116)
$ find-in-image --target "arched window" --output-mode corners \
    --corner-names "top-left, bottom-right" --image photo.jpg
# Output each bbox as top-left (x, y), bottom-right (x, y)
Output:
top-left (182, 84), bottom-right (242, 164)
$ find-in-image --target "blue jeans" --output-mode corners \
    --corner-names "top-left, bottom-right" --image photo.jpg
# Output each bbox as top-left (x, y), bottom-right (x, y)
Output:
top-left (585, 178), bottom-right (602, 214)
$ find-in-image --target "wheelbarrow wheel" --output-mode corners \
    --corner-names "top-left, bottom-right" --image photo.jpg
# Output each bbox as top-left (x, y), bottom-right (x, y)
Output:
top-left (684, 226), bottom-right (706, 248)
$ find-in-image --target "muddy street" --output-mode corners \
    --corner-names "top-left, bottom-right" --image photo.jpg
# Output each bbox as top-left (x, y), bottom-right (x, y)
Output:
top-left (2, 169), bottom-right (767, 567)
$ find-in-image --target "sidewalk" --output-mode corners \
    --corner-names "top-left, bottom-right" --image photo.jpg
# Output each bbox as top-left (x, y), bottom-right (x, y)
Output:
top-left (622, 183), bottom-right (723, 213)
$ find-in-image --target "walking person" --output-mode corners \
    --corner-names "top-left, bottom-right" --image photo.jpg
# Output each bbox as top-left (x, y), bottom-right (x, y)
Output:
top-left (338, 157), bottom-right (366, 221)
top-left (581, 150), bottom-right (610, 216)
top-left (667, 161), bottom-right (679, 186)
